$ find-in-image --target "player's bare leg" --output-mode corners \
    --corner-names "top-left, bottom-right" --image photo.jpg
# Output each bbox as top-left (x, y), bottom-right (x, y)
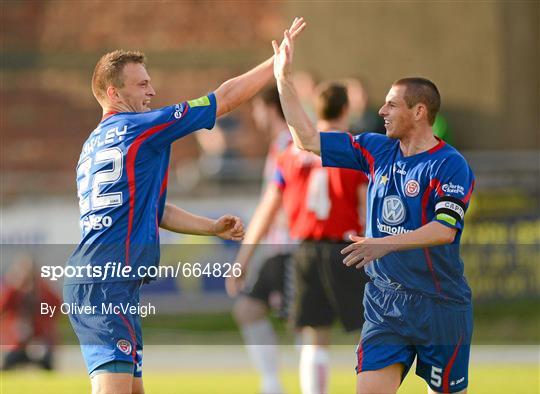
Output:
top-left (233, 296), bottom-right (283, 394)
top-left (429, 389), bottom-right (467, 394)
top-left (356, 363), bottom-right (404, 394)
top-left (132, 377), bottom-right (144, 394)
top-left (300, 326), bottom-right (331, 394)
top-left (91, 372), bottom-right (133, 394)
top-left (300, 326), bottom-right (331, 347)
top-left (233, 296), bottom-right (269, 324)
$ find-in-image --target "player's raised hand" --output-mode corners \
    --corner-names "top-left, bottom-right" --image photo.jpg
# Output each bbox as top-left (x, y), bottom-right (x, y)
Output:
top-left (282, 17), bottom-right (307, 46)
top-left (272, 17), bottom-right (306, 81)
top-left (213, 215), bottom-right (245, 241)
top-left (272, 31), bottom-right (292, 82)
top-left (341, 235), bottom-right (391, 269)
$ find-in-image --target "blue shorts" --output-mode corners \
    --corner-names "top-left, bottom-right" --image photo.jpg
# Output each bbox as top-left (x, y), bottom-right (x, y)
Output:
top-left (63, 280), bottom-right (144, 377)
top-left (356, 282), bottom-right (472, 393)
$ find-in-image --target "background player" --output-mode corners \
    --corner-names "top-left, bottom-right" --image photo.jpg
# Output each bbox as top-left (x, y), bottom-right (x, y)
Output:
top-left (228, 82), bottom-right (369, 394)
top-left (1, 254), bottom-right (61, 371)
top-left (65, 18), bottom-right (306, 394)
top-left (225, 86), bottom-right (294, 394)
top-left (272, 29), bottom-right (475, 394)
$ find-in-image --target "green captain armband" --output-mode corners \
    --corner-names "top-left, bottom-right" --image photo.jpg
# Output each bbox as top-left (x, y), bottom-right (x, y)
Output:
top-left (434, 196), bottom-right (466, 227)
top-left (436, 213), bottom-right (457, 226)
top-left (187, 96), bottom-right (210, 107)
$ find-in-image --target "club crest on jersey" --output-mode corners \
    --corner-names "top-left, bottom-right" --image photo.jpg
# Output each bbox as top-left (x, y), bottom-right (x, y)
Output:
top-left (173, 103), bottom-right (187, 119)
top-left (116, 339), bottom-right (132, 355)
top-left (404, 180), bottom-right (420, 197)
top-left (382, 195), bottom-right (406, 225)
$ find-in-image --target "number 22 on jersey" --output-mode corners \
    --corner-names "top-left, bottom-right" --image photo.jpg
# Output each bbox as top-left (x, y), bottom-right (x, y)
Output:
top-left (77, 147), bottom-right (123, 214)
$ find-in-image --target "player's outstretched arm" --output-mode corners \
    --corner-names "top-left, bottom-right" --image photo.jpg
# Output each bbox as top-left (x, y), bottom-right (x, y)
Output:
top-left (214, 17), bottom-right (306, 118)
top-left (273, 28), bottom-right (320, 154)
top-left (341, 221), bottom-right (457, 269)
top-left (160, 203), bottom-right (245, 241)
top-left (226, 184), bottom-right (282, 297)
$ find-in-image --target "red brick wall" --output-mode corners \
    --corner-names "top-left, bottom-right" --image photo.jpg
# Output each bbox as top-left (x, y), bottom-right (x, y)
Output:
top-left (2, 1), bottom-right (286, 181)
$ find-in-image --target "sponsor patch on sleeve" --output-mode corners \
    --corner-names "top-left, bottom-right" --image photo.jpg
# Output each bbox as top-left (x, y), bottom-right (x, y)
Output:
top-left (441, 182), bottom-right (465, 196)
top-left (173, 103), bottom-right (188, 119)
top-left (187, 96), bottom-right (210, 108)
top-left (435, 195), bottom-right (466, 224)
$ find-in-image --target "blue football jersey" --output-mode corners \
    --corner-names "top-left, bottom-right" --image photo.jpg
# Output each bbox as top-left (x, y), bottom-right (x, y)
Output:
top-left (321, 132), bottom-right (475, 304)
top-left (67, 94), bottom-right (217, 283)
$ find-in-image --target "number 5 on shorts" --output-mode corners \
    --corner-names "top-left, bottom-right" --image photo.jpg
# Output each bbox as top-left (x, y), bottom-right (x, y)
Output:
top-left (431, 366), bottom-right (443, 388)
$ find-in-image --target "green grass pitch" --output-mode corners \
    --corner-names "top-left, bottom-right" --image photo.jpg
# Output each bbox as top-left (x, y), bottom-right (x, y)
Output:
top-left (1, 365), bottom-right (537, 393)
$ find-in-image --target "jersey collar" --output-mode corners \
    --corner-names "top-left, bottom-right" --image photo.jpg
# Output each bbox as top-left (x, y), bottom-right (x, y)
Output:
top-left (398, 137), bottom-right (446, 160)
top-left (101, 111), bottom-right (119, 121)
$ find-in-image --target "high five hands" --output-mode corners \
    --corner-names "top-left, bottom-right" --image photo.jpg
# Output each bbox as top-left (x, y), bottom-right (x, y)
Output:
top-left (273, 17), bottom-right (306, 81)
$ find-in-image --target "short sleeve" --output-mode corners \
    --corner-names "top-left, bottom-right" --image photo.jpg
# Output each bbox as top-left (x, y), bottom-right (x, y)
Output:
top-left (320, 132), bottom-right (368, 173)
top-left (433, 155), bottom-right (475, 231)
top-left (147, 93), bottom-right (217, 151)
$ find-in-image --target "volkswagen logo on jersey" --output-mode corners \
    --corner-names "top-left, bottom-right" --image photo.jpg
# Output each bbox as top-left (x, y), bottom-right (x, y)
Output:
top-left (404, 179), bottom-right (420, 197)
top-left (116, 339), bottom-right (132, 355)
top-left (382, 195), bottom-right (406, 225)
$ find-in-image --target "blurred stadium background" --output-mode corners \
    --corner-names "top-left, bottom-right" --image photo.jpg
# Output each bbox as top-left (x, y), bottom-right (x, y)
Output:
top-left (1, 1), bottom-right (538, 393)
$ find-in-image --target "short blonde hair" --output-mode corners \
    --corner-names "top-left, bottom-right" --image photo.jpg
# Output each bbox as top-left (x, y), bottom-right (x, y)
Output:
top-left (92, 50), bottom-right (146, 101)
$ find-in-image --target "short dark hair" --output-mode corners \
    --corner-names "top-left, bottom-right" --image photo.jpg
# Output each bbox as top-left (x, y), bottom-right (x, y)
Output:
top-left (92, 49), bottom-right (147, 101)
top-left (393, 77), bottom-right (440, 125)
top-left (259, 85), bottom-right (284, 120)
top-left (315, 82), bottom-right (349, 121)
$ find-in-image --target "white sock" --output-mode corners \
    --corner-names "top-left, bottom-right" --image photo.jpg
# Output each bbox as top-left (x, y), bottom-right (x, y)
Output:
top-left (300, 345), bottom-right (329, 394)
top-left (241, 319), bottom-right (283, 394)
